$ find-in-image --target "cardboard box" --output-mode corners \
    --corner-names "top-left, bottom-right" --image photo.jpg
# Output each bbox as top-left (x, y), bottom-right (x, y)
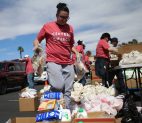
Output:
top-left (90, 66), bottom-right (102, 83)
top-left (115, 118), bottom-right (121, 123)
top-left (19, 97), bottom-right (39, 111)
top-left (7, 117), bottom-right (71, 123)
top-left (6, 116), bottom-right (117, 123)
top-left (126, 79), bottom-right (137, 88)
top-left (74, 112), bottom-right (116, 123)
top-left (6, 117), bottom-right (36, 123)
top-left (126, 78), bottom-right (142, 89)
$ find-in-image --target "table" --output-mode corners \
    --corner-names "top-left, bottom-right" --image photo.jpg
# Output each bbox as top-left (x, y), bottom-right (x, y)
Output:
top-left (114, 63), bottom-right (142, 105)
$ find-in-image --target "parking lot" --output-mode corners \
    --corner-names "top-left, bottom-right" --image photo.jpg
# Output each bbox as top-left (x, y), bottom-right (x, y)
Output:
top-left (0, 84), bottom-right (43, 123)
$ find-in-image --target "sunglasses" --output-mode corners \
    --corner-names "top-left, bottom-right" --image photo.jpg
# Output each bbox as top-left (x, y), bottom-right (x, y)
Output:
top-left (58, 15), bottom-right (70, 20)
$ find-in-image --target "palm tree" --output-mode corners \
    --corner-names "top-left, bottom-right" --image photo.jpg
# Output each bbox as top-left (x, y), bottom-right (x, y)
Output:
top-left (17, 46), bottom-right (24, 58)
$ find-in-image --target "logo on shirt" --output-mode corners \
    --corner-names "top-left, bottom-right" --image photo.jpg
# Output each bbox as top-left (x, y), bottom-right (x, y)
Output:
top-left (52, 32), bottom-right (71, 42)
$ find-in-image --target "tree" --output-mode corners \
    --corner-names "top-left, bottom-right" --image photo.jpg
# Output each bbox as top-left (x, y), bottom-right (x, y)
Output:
top-left (128, 41), bottom-right (133, 44)
top-left (132, 39), bottom-right (138, 44)
top-left (17, 46), bottom-right (24, 58)
top-left (122, 42), bottom-right (127, 45)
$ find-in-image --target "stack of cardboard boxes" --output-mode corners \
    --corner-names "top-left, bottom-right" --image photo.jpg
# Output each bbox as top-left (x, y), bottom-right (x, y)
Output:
top-left (7, 96), bottom-right (39, 123)
top-left (6, 92), bottom-right (121, 123)
top-left (90, 65), bottom-right (102, 84)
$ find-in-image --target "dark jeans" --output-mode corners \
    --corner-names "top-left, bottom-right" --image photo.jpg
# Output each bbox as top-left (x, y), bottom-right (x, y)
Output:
top-left (95, 58), bottom-right (110, 87)
top-left (108, 69), bottom-right (126, 93)
top-left (79, 74), bottom-right (87, 86)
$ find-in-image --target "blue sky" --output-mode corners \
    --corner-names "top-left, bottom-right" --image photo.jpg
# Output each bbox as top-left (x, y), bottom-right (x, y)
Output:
top-left (0, 0), bottom-right (142, 61)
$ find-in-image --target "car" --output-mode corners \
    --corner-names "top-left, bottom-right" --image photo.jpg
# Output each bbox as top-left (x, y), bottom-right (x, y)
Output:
top-left (34, 67), bottom-right (48, 82)
top-left (0, 60), bottom-right (27, 94)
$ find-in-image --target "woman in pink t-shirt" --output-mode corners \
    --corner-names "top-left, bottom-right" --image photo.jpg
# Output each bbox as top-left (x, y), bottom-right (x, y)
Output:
top-left (79, 50), bottom-right (92, 86)
top-left (95, 33), bottom-right (118, 87)
top-left (33, 3), bottom-right (78, 109)
top-left (84, 51), bottom-right (92, 71)
top-left (72, 40), bottom-right (84, 63)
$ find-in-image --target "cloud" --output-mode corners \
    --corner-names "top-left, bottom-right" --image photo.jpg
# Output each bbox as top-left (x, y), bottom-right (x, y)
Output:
top-left (0, 0), bottom-right (142, 55)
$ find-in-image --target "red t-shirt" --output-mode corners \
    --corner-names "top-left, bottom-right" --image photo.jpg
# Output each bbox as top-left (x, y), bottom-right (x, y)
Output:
top-left (25, 57), bottom-right (34, 74)
top-left (37, 21), bottom-right (74, 64)
top-left (96, 39), bottom-right (110, 59)
top-left (84, 55), bottom-right (90, 70)
top-left (85, 55), bottom-right (89, 64)
top-left (72, 45), bottom-right (84, 63)
top-left (76, 45), bottom-right (83, 53)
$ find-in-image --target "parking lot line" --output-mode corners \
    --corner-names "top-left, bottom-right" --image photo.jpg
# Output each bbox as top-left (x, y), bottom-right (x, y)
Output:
top-left (8, 100), bottom-right (19, 102)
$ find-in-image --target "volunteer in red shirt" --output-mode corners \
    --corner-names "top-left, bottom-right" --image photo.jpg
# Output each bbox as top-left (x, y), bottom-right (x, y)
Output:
top-left (33, 3), bottom-right (78, 109)
top-left (72, 41), bottom-right (88, 86)
top-left (72, 40), bottom-right (84, 63)
top-left (84, 51), bottom-right (92, 71)
top-left (72, 41), bottom-right (87, 84)
top-left (95, 33), bottom-right (117, 87)
top-left (79, 50), bottom-right (92, 85)
top-left (21, 55), bottom-right (34, 89)
top-left (82, 44), bottom-right (86, 63)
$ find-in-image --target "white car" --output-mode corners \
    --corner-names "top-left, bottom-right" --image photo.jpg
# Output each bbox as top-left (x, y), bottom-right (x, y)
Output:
top-left (34, 67), bottom-right (48, 82)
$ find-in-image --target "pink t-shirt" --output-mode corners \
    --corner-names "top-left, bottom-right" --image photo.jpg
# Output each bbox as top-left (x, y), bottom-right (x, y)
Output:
top-left (96, 39), bottom-right (110, 59)
top-left (76, 45), bottom-right (83, 53)
top-left (25, 57), bottom-right (34, 74)
top-left (72, 45), bottom-right (84, 63)
top-left (85, 55), bottom-right (89, 63)
top-left (37, 22), bottom-right (74, 64)
top-left (84, 55), bottom-right (90, 70)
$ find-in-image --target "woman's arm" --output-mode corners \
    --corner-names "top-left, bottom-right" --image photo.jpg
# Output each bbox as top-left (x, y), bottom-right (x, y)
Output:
top-left (108, 47), bottom-right (118, 54)
top-left (33, 38), bottom-right (40, 51)
top-left (72, 46), bottom-right (78, 54)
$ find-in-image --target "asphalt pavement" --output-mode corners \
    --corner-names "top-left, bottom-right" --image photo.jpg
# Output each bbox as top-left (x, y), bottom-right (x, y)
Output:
top-left (0, 84), bottom-right (43, 123)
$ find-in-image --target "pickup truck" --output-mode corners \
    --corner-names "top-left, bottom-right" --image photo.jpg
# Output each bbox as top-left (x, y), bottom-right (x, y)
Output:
top-left (0, 60), bottom-right (27, 94)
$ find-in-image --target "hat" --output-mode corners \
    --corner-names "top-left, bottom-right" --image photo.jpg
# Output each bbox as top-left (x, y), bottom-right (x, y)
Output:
top-left (24, 55), bottom-right (29, 58)
top-left (110, 37), bottom-right (118, 43)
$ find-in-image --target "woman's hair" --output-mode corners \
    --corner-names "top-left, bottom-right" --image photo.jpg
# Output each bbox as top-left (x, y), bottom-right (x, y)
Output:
top-left (100, 32), bottom-right (111, 40)
top-left (77, 40), bottom-right (83, 45)
top-left (82, 44), bottom-right (85, 49)
top-left (86, 51), bottom-right (92, 56)
top-left (56, 3), bottom-right (69, 15)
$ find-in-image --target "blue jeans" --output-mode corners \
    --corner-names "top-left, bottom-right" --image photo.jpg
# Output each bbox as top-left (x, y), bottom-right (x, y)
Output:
top-left (27, 73), bottom-right (34, 88)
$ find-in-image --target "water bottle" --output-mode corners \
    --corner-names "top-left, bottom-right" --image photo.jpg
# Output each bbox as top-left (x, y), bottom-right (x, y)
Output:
top-left (61, 109), bottom-right (71, 122)
top-left (78, 121), bottom-right (84, 123)
top-left (76, 108), bottom-right (88, 118)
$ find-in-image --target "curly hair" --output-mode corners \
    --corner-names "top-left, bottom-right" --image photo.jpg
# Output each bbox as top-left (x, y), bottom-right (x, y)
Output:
top-left (56, 3), bottom-right (69, 15)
